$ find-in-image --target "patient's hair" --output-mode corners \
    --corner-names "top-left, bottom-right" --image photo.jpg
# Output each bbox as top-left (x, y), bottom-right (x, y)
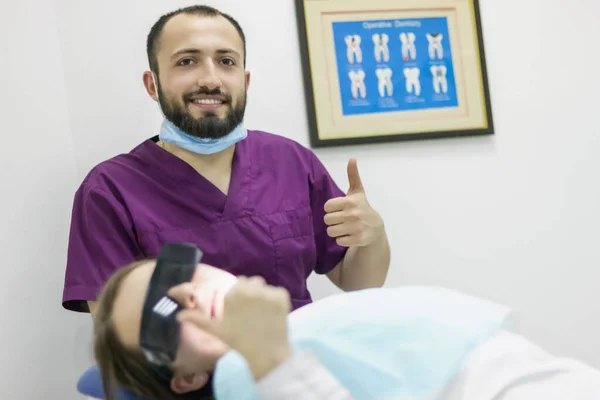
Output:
top-left (93, 260), bottom-right (214, 400)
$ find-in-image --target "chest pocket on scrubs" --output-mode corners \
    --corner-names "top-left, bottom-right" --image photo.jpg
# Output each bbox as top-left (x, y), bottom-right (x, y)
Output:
top-left (269, 206), bottom-right (317, 301)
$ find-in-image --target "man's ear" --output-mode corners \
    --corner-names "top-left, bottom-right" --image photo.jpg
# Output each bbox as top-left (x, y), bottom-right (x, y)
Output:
top-left (170, 372), bottom-right (209, 394)
top-left (142, 71), bottom-right (159, 102)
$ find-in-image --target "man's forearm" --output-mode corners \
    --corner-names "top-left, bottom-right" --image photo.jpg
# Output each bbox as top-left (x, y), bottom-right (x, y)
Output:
top-left (338, 227), bottom-right (390, 291)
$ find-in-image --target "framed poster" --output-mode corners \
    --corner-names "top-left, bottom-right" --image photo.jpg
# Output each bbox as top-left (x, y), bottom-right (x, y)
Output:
top-left (295, 0), bottom-right (494, 148)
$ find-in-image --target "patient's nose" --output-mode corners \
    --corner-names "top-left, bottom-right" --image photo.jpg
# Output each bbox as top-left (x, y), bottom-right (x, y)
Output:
top-left (168, 283), bottom-right (195, 309)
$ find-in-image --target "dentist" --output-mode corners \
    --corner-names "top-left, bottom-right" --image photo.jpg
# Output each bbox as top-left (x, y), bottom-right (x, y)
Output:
top-left (61, 4), bottom-right (391, 317)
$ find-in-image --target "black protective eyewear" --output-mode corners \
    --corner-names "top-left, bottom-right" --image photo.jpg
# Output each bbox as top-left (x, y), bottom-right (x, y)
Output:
top-left (139, 242), bottom-right (202, 377)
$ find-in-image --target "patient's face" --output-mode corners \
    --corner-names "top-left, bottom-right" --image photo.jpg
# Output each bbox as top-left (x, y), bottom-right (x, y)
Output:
top-left (112, 260), bottom-right (238, 385)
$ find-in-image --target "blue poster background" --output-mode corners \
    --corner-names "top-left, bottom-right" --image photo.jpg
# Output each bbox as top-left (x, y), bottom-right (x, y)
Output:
top-left (332, 17), bottom-right (459, 116)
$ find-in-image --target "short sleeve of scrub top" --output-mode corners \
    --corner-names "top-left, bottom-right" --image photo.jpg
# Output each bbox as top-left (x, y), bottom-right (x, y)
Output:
top-left (62, 184), bottom-right (144, 312)
top-left (62, 131), bottom-right (348, 312)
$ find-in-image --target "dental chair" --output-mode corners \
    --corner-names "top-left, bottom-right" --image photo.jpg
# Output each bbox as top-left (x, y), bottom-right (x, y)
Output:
top-left (78, 364), bottom-right (143, 400)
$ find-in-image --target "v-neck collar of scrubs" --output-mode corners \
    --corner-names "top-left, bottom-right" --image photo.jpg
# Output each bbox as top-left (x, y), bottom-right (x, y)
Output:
top-left (140, 135), bottom-right (253, 221)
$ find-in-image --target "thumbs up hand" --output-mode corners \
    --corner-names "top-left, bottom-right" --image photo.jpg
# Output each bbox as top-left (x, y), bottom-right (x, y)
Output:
top-left (324, 158), bottom-right (384, 247)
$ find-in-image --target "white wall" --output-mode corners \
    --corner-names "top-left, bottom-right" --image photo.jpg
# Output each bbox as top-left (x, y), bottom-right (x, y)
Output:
top-left (312, 0), bottom-right (600, 365)
top-left (0, 0), bottom-right (91, 399)
top-left (2, 0), bottom-right (599, 398)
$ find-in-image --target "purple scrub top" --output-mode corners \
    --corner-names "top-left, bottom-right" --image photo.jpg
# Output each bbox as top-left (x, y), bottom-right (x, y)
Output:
top-left (62, 130), bottom-right (348, 312)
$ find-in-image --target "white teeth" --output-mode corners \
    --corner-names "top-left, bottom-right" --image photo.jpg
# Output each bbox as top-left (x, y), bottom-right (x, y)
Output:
top-left (345, 34), bottom-right (363, 64)
top-left (376, 67), bottom-right (393, 97)
top-left (426, 33), bottom-right (444, 60)
top-left (403, 67), bottom-right (421, 96)
top-left (193, 99), bottom-right (222, 105)
top-left (400, 32), bottom-right (417, 61)
top-left (372, 33), bottom-right (390, 63)
top-left (348, 69), bottom-right (367, 99)
top-left (431, 65), bottom-right (448, 94)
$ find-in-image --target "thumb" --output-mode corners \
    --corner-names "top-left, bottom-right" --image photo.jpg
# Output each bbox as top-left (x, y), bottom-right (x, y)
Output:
top-left (347, 158), bottom-right (364, 194)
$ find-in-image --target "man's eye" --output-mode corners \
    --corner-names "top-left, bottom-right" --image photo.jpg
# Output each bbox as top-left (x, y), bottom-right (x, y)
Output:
top-left (178, 58), bottom-right (194, 66)
top-left (221, 58), bottom-right (235, 66)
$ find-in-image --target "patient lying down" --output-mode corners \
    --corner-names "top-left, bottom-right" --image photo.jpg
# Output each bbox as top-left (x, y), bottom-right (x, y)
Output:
top-left (94, 244), bottom-right (600, 400)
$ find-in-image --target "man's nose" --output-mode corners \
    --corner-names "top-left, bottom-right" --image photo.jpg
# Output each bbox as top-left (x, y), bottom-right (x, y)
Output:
top-left (197, 60), bottom-right (222, 90)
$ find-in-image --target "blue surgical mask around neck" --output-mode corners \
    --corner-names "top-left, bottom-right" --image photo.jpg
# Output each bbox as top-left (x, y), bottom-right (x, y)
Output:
top-left (159, 119), bottom-right (247, 155)
top-left (151, 72), bottom-right (247, 155)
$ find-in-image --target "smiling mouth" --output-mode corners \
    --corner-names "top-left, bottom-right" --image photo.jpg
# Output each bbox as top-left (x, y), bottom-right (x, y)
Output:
top-left (191, 98), bottom-right (224, 105)
top-left (187, 92), bottom-right (228, 106)
top-left (189, 98), bottom-right (228, 111)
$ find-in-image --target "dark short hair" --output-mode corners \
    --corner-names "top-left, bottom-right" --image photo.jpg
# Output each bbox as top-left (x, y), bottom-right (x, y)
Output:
top-left (146, 5), bottom-right (247, 74)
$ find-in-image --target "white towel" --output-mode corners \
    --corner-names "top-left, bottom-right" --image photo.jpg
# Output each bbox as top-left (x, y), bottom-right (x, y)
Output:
top-left (443, 330), bottom-right (600, 400)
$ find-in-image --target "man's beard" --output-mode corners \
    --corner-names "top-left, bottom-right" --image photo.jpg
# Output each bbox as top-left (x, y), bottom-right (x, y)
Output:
top-left (157, 84), bottom-right (246, 140)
